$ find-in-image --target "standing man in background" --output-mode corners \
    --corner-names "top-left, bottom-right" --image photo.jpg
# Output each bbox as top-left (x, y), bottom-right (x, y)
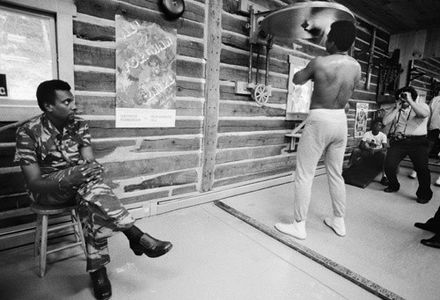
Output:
top-left (382, 86), bottom-right (432, 203)
top-left (275, 20), bottom-right (361, 240)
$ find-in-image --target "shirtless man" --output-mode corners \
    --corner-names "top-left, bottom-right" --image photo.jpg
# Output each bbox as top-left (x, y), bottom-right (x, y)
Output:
top-left (275, 20), bottom-right (361, 239)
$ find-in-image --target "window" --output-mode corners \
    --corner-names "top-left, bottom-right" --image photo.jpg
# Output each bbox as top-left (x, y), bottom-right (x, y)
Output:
top-left (0, 0), bottom-right (75, 122)
top-left (0, 6), bottom-right (57, 101)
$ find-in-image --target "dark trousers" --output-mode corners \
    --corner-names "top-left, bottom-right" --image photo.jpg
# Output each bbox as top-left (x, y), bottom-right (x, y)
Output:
top-left (427, 129), bottom-right (440, 157)
top-left (384, 136), bottom-right (433, 200)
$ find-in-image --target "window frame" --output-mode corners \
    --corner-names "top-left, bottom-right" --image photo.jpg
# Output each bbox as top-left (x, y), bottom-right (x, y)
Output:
top-left (0, 0), bottom-right (75, 122)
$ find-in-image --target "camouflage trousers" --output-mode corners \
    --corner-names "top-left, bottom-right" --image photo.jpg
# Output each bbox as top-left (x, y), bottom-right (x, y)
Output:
top-left (38, 166), bottom-right (135, 272)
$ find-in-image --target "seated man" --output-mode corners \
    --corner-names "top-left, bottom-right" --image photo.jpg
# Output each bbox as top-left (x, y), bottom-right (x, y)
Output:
top-left (15, 80), bottom-right (173, 300)
top-left (347, 119), bottom-right (388, 184)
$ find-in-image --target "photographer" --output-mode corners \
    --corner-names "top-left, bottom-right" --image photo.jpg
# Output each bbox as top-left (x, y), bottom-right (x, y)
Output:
top-left (382, 86), bottom-right (432, 203)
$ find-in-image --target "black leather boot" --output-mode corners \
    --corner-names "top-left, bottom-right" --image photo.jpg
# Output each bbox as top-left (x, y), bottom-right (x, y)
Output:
top-left (414, 219), bottom-right (437, 232)
top-left (421, 234), bottom-right (440, 249)
top-left (130, 233), bottom-right (173, 258)
top-left (90, 267), bottom-right (112, 300)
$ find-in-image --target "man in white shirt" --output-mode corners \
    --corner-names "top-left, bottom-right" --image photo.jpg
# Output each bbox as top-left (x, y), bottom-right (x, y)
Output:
top-left (408, 89), bottom-right (440, 184)
top-left (382, 86), bottom-right (432, 203)
top-left (347, 119), bottom-right (388, 184)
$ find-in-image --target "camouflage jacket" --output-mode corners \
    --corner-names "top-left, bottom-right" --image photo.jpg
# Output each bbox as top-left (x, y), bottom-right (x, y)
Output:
top-left (14, 113), bottom-right (92, 175)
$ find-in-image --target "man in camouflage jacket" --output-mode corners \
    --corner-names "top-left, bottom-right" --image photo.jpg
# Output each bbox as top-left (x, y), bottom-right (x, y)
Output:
top-left (15, 80), bottom-right (172, 300)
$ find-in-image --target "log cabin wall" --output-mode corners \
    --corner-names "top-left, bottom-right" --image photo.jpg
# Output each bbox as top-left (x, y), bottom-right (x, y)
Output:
top-left (219, 0), bottom-right (391, 171)
top-left (0, 0), bottom-right (391, 249)
top-left (411, 58), bottom-right (440, 101)
top-left (347, 18), bottom-right (391, 152)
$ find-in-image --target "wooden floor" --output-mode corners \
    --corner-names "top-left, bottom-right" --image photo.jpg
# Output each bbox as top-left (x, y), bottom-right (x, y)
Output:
top-left (0, 168), bottom-right (438, 300)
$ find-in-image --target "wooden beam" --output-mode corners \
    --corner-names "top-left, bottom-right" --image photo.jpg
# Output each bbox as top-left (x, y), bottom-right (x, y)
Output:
top-left (201, 0), bottom-right (222, 192)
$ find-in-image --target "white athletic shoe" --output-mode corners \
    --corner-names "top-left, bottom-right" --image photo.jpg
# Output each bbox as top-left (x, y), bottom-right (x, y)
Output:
top-left (408, 170), bottom-right (417, 179)
top-left (435, 176), bottom-right (440, 186)
top-left (274, 221), bottom-right (306, 240)
top-left (324, 217), bottom-right (346, 237)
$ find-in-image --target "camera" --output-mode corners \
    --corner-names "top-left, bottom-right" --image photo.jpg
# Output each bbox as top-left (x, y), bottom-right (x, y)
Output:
top-left (399, 92), bottom-right (407, 100)
top-left (389, 132), bottom-right (407, 143)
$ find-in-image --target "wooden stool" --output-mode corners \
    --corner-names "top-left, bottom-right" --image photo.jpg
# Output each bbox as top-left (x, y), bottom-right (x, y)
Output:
top-left (31, 203), bottom-right (87, 277)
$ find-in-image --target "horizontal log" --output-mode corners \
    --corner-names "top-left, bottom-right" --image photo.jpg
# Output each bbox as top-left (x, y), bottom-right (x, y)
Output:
top-left (219, 101), bottom-right (285, 117)
top-left (73, 20), bottom-right (115, 41)
top-left (88, 119), bottom-right (202, 138)
top-left (75, 95), bottom-right (115, 115)
top-left (218, 119), bottom-right (294, 133)
top-left (171, 184), bottom-right (197, 196)
top-left (177, 60), bottom-right (205, 78)
top-left (221, 31), bottom-right (248, 52)
top-left (77, 95), bottom-right (203, 116)
top-left (137, 137), bottom-right (201, 152)
top-left (414, 60), bottom-right (440, 77)
top-left (216, 145), bottom-right (287, 164)
top-left (74, 71), bottom-right (205, 95)
top-left (92, 139), bottom-right (136, 159)
top-left (124, 169), bottom-right (198, 192)
top-left (214, 155), bottom-right (296, 179)
top-left (177, 39), bottom-right (205, 59)
top-left (213, 167), bottom-right (293, 189)
top-left (75, 71), bottom-right (115, 92)
top-left (174, 99), bottom-right (204, 116)
top-left (74, 44), bottom-right (115, 68)
top-left (220, 48), bottom-right (289, 75)
top-left (220, 65), bottom-right (288, 90)
top-left (120, 190), bottom-right (169, 205)
top-left (423, 58), bottom-right (440, 71)
top-left (221, 12), bottom-right (247, 36)
top-left (103, 153), bottom-right (199, 179)
top-left (176, 80), bottom-right (205, 98)
top-left (217, 133), bottom-right (288, 148)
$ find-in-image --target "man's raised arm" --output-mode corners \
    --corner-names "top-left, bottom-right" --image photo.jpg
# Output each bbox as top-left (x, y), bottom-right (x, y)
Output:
top-left (293, 59), bottom-right (316, 85)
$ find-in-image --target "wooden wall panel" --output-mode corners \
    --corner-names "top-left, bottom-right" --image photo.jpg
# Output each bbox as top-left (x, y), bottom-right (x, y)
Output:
top-left (0, 0), bottom-right (391, 232)
top-left (0, 0), bottom-right (208, 230)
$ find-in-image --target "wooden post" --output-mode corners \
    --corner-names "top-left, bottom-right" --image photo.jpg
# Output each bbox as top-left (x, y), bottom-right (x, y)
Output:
top-left (201, 0), bottom-right (222, 192)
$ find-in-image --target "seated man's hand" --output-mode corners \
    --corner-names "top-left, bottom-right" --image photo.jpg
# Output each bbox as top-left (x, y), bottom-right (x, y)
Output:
top-left (61, 162), bottom-right (104, 190)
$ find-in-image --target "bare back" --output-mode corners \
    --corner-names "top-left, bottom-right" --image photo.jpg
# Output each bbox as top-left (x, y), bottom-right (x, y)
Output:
top-left (294, 54), bottom-right (361, 110)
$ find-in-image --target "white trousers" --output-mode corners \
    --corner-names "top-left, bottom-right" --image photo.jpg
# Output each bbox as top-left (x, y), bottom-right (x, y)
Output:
top-left (294, 109), bottom-right (347, 221)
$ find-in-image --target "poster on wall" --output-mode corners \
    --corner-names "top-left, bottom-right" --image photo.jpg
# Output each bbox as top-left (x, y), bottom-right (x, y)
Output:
top-left (115, 15), bottom-right (177, 128)
top-left (286, 55), bottom-right (313, 120)
top-left (287, 67), bottom-right (314, 113)
top-left (354, 102), bottom-right (369, 138)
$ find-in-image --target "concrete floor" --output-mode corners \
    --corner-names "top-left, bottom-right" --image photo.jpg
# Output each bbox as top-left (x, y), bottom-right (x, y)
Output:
top-left (0, 170), bottom-right (438, 300)
top-left (221, 172), bottom-right (440, 300)
top-left (0, 201), bottom-right (376, 300)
